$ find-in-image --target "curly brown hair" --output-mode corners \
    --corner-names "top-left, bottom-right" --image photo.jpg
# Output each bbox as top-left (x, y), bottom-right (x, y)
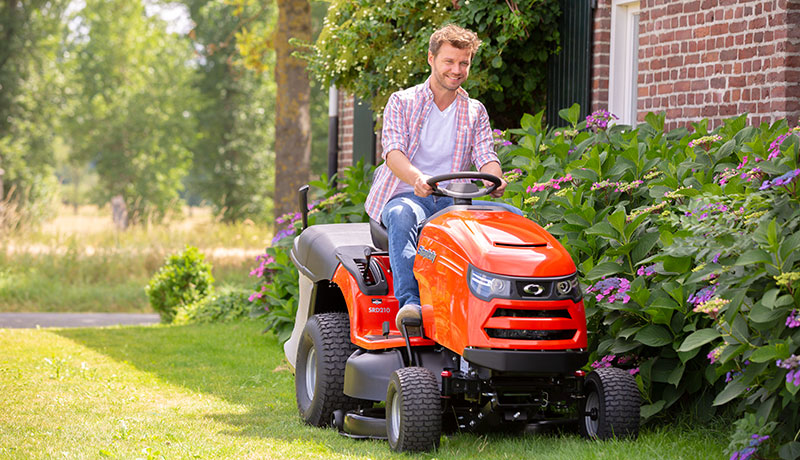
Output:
top-left (428, 24), bottom-right (481, 57)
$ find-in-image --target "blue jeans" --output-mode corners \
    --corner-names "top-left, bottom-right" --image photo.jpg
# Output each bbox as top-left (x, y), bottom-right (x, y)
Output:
top-left (381, 192), bottom-right (522, 308)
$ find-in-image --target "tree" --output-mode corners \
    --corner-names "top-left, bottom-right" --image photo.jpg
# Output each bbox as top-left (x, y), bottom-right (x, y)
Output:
top-left (302, 0), bottom-right (561, 128)
top-left (273, 0), bottom-right (311, 220)
top-left (0, 1), bottom-right (68, 227)
top-left (182, 0), bottom-right (277, 222)
top-left (64, 0), bottom-right (199, 224)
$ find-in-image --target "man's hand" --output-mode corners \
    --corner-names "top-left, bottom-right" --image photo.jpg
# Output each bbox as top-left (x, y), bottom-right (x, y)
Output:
top-left (485, 177), bottom-right (507, 198)
top-left (414, 174), bottom-right (433, 197)
top-left (479, 161), bottom-right (506, 198)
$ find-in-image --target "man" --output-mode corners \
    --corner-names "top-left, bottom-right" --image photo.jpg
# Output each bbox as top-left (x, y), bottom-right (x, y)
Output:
top-left (364, 24), bottom-right (518, 328)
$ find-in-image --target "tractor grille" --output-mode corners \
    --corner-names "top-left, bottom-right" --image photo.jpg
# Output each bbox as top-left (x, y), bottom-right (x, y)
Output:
top-left (486, 329), bottom-right (577, 341)
top-left (493, 308), bottom-right (570, 319)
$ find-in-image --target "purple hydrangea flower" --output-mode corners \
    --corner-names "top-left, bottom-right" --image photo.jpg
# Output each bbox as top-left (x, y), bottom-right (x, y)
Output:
top-left (637, 264), bottom-right (656, 277)
top-left (787, 309), bottom-right (800, 328)
top-left (586, 109), bottom-right (618, 131)
top-left (760, 169), bottom-right (800, 190)
top-left (688, 285), bottom-right (716, 306)
top-left (586, 277), bottom-right (631, 304)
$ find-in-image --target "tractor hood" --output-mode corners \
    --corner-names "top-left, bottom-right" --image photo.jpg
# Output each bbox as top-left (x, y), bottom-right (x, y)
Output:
top-left (418, 208), bottom-right (576, 278)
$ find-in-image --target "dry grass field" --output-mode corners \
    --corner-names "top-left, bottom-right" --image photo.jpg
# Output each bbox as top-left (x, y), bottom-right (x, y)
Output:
top-left (0, 205), bottom-right (272, 313)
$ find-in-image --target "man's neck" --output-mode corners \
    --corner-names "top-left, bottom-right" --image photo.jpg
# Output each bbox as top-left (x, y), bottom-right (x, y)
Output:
top-left (429, 80), bottom-right (458, 111)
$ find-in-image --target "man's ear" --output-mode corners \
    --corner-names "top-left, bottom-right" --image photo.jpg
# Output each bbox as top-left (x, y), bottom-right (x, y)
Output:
top-left (427, 51), bottom-right (434, 66)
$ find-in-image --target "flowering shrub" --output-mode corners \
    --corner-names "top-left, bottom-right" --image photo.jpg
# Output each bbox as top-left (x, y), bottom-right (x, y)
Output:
top-left (496, 106), bottom-right (800, 457)
top-left (248, 160), bottom-right (374, 342)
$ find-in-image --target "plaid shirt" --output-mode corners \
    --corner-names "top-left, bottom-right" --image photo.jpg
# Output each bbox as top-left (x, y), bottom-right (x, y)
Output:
top-left (365, 78), bottom-right (499, 222)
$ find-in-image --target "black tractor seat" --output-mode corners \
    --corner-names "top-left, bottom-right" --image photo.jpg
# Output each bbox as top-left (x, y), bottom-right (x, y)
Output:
top-left (369, 218), bottom-right (389, 251)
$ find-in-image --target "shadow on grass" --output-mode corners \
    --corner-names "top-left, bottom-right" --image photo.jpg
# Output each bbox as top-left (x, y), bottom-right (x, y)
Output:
top-left (54, 321), bottom-right (727, 460)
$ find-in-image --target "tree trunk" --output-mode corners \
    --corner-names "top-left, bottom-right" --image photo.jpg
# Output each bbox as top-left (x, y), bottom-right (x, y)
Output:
top-left (273, 0), bottom-right (311, 221)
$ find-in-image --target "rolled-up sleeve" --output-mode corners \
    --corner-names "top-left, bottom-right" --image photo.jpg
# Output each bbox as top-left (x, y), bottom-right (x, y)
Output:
top-left (471, 101), bottom-right (499, 169)
top-left (381, 93), bottom-right (407, 159)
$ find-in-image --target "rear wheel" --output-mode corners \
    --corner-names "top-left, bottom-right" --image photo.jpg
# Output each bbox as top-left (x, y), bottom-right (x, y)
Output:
top-left (385, 367), bottom-right (441, 452)
top-left (580, 367), bottom-right (640, 440)
top-left (295, 313), bottom-right (359, 427)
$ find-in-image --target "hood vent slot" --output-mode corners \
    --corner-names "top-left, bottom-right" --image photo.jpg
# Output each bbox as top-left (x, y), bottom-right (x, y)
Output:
top-left (493, 242), bottom-right (547, 248)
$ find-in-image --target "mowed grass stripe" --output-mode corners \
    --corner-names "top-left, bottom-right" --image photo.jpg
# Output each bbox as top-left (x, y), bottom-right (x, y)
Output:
top-left (0, 322), bottom-right (728, 459)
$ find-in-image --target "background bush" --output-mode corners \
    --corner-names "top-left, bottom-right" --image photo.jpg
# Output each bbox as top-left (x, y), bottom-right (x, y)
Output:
top-left (173, 286), bottom-right (252, 325)
top-left (146, 246), bottom-right (214, 323)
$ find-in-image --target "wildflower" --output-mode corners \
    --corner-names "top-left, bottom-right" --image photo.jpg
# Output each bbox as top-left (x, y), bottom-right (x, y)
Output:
top-left (248, 285), bottom-right (268, 303)
top-left (786, 309), bottom-right (800, 328)
top-left (730, 434), bottom-right (770, 460)
top-left (737, 156), bottom-right (748, 170)
top-left (627, 202), bottom-right (667, 222)
top-left (707, 346), bottom-right (723, 364)
top-left (663, 187), bottom-right (690, 200)
top-left (693, 297), bottom-right (730, 319)
top-left (742, 210), bottom-right (768, 224)
top-left (554, 186), bottom-right (573, 197)
top-left (637, 264), bottom-right (656, 277)
top-left (249, 253), bottom-right (275, 278)
top-left (503, 168), bottom-right (523, 182)
top-left (527, 174), bottom-right (574, 193)
top-left (644, 170), bottom-right (663, 180)
top-left (777, 355), bottom-right (800, 386)
top-left (501, 140), bottom-right (513, 146)
top-left (591, 354), bottom-right (616, 369)
top-left (586, 277), bottom-right (631, 304)
top-left (629, 367), bottom-right (640, 376)
top-left (775, 272), bottom-right (800, 289)
top-left (523, 196), bottom-right (540, 206)
top-left (712, 253), bottom-right (721, 264)
top-left (538, 144), bottom-right (549, 152)
top-left (688, 285), bottom-right (716, 306)
top-left (759, 169), bottom-right (800, 190)
top-left (767, 132), bottom-right (791, 159)
top-left (687, 134), bottom-right (723, 148)
top-left (586, 109), bottom-right (618, 131)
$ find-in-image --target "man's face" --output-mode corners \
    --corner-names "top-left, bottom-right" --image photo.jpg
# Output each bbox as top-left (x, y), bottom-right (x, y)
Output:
top-left (428, 42), bottom-right (472, 92)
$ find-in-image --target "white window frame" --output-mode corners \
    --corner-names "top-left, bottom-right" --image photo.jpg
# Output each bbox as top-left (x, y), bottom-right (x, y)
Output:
top-left (608, 0), bottom-right (641, 126)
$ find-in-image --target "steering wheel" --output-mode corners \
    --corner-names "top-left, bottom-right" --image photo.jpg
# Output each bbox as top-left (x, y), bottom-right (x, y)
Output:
top-left (426, 172), bottom-right (501, 199)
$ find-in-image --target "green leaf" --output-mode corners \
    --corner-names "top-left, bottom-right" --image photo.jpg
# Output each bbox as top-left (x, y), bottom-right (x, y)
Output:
top-left (667, 363), bottom-right (685, 387)
top-left (631, 231), bottom-right (660, 264)
top-left (491, 55), bottom-right (503, 68)
top-left (635, 325), bottom-right (673, 347)
top-left (663, 256), bottom-right (692, 274)
top-left (734, 249), bottom-right (772, 266)
top-left (779, 442), bottom-right (800, 460)
top-left (712, 379), bottom-right (747, 406)
top-left (608, 210), bottom-right (627, 235)
top-left (640, 400), bottom-right (665, 419)
top-left (677, 328), bottom-right (720, 352)
top-left (749, 345), bottom-right (781, 363)
top-left (585, 221), bottom-right (618, 239)
top-left (585, 262), bottom-right (624, 280)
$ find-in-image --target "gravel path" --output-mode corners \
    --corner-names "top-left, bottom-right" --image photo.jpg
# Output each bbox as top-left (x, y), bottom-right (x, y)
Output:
top-left (0, 313), bottom-right (161, 329)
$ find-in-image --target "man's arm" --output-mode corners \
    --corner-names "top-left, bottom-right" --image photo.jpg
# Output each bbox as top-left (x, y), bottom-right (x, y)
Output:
top-left (479, 161), bottom-right (507, 198)
top-left (386, 150), bottom-right (433, 197)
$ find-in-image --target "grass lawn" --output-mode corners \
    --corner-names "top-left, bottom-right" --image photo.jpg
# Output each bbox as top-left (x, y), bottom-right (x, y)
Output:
top-left (0, 321), bottom-right (729, 459)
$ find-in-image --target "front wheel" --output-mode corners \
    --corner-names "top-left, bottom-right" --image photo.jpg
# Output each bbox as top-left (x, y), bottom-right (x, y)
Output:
top-left (295, 313), bottom-right (359, 427)
top-left (580, 367), bottom-right (640, 440)
top-left (386, 367), bottom-right (441, 452)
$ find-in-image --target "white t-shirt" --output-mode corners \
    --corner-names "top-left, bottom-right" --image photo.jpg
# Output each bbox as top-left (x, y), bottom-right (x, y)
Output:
top-left (393, 100), bottom-right (457, 196)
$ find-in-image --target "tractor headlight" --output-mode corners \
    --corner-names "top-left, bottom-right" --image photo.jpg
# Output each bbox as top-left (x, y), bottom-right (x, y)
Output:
top-left (555, 275), bottom-right (581, 301)
top-left (468, 266), bottom-right (511, 300)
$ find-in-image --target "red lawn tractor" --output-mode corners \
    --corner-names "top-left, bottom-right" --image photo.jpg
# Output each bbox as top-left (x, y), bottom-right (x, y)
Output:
top-left (284, 173), bottom-right (640, 452)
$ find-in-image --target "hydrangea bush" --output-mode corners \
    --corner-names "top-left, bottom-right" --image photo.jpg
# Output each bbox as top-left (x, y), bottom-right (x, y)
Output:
top-left (247, 160), bottom-right (374, 342)
top-left (494, 105), bottom-right (800, 459)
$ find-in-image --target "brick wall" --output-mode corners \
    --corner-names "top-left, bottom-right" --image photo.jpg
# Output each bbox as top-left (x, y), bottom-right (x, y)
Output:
top-left (337, 93), bottom-right (354, 177)
top-left (591, 0), bottom-right (612, 113)
top-left (592, 0), bottom-right (800, 131)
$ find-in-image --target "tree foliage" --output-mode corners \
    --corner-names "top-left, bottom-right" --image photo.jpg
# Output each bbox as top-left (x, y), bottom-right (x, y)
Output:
top-left (300, 0), bottom-right (561, 128)
top-left (64, 0), bottom-right (199, 223)
top-left (182, 0), bottom-right (277, 222)
top-left (0, 0), bottom-right (68, 227)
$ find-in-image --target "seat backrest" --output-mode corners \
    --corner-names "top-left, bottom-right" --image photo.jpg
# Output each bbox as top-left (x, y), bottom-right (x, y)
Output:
top-left (369, 218), bottom-right (389, 251)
